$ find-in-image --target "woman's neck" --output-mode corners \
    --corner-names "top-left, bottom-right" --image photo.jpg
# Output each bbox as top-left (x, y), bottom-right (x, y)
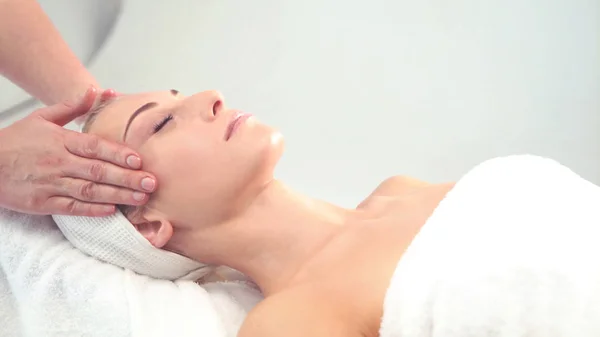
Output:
top-left (183, 180), bottom-right (354, 295)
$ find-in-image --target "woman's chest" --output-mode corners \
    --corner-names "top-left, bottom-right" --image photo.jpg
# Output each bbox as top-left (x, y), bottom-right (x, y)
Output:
top-left (306, 221), bottom-right (415, 335)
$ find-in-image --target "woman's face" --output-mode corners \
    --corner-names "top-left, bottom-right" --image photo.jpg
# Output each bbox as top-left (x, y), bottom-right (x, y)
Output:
top-left (87, 90), bottom-right (284, 230)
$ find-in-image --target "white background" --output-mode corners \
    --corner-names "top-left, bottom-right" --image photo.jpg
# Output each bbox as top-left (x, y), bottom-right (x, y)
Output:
top-left (0, 0), bottom-right (598, 207)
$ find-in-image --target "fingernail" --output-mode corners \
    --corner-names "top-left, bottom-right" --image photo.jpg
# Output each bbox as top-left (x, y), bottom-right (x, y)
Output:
top-left (133, 192), bottom-right (146, 201)
top-left (77, 86), bottom-right (95, 103)
top-left (65, 86), bottom-right (94, 107)
top-left (141, 177), bottom-right (156, 191)
top-left (127, 155), bottom-right (141, 169)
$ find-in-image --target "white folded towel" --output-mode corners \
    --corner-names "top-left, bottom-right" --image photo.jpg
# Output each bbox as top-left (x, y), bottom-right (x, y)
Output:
top-left (0, 209), bottom-right (263, 337)
top-left (52, 211), bottom-right (210, 281)
top-left (380, 155), bottom-right (600, 337)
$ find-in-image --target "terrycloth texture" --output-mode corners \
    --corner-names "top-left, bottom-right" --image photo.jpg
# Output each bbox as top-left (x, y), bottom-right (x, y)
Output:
top-left (52, 211), bottom-right (209, 281)
top-left (0, 210), bottom-right (263, 337)
top-left (380, 155), bottom-right (600, 337)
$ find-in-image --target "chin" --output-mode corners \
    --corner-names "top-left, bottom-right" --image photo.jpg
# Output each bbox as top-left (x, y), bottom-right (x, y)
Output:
top-left (269, 130), bottom-right (285, 155)
top-left (226, 133), bottom-right (281, 212)
top-left (234, 120), bottom-right (283, 176)
top-left (260, 129), bottom-right (284, 165)
top-left (249, 128), bottom-right (284, 180)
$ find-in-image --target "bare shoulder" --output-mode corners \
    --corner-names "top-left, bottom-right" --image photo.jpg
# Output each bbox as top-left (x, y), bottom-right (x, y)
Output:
top-left (237, 296), bottom-right (289, 337)
top-left (357, 175), bottom-right (429, 209)
top-left (357, 175), bottom-right (455, 213)
top-left (375, 175), bottom-right (431, 195)
top-left (238, 288), bottom-right (360, 337)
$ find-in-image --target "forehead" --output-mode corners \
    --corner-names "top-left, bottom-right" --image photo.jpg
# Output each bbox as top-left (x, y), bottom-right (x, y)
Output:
top-left (89, 90), bottom-right (174, 141)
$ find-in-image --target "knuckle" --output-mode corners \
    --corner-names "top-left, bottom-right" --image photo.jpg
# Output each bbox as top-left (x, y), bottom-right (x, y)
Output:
top-left (36, 153), bottom-right (65, 168)
top-left (64, 199), bottom-right (79, 214)
top-left (78, 181), bottom-right (97, 200)
top-left (63, 131), bottom-right (78, 147)
top-left (88, 162), bottom-right (106, 181)
top-left (83, 135), bottom-right (101, 157)
top-left (25, 195), bottom-right (43, 210)
top-left (32, 174), bottom-right (57, 186)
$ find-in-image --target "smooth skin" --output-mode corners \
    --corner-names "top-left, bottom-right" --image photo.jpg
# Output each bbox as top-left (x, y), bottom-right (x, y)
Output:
top-left (239, 179), bottom-right (454, 337)
top-left (84, 90), bottom-right (455, 336)
top-left (0, 0), bottom-right (157, 215)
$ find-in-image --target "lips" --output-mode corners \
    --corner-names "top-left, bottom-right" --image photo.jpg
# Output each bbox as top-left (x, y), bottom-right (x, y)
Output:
top-left (225, 112), bottom-right (252, 141)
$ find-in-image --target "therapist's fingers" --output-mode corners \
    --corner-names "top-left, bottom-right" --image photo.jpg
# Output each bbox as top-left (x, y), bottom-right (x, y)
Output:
top-left (61, 156), bottom-right (155, 197)
top-left (100, 89), bottom-right (118, 101)
top-left (56, 177), bottom-right (149, 206)
top-left (95, 88), bottom-right (118, 107)
top-left (63, 130), bottom-right (143, 170)
top-left (34, 86), bottom-right (98, 126)
top-left (43, 196), bottom-right (116, 217)
top-left (63, 132), bottom-right (157, 194)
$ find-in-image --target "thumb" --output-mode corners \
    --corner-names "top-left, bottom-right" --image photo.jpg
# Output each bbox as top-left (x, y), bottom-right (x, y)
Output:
top-left (35, 87), bottom-right (98, 126)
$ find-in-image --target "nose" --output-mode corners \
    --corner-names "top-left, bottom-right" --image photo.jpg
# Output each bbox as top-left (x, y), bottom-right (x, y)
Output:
top-left (186, 90), bottom-right (225, 121)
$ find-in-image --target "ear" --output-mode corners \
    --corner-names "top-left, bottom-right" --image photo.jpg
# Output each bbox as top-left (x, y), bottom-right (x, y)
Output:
top-left (131, 210), bottom-right (173, 249)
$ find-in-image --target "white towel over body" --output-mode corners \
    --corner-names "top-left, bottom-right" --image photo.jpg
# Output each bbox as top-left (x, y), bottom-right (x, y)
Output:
top-left (380, 155), bottom-right (600, 337)
top-left (0, 210), bottom-right (262, 337)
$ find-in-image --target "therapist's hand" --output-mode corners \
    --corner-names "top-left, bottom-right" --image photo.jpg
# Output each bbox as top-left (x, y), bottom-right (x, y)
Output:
top-left (0, 87), bottom-right (157, 216)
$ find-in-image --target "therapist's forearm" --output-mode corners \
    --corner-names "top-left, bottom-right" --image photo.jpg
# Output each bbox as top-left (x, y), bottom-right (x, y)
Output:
top-left (0, 0), bottom-right (99, 105)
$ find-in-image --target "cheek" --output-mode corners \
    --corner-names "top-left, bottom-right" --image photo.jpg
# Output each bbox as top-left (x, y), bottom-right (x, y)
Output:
top-left (143, 138), bottom-right (241, 216)
top-left (149, 140), bottom-right (225, 190)
top-left (140, 127), bottom-right (282, 223)
top-left (146, 133), bottom-right (220, 169)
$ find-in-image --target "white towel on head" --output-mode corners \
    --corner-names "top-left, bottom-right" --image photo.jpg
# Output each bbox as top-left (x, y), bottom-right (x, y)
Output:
top-left (0, 209), bottom-right (263, 337)
top-left (380, 155), bottom-right (600, 337)
top-left (52, 210), bottom-right (210, 281)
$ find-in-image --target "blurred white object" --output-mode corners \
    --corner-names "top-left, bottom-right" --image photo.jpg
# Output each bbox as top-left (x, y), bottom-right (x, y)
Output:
top-left (0, 0), bottom-right (122, 125)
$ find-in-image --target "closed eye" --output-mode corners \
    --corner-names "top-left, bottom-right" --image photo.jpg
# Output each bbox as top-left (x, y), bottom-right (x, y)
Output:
top-left (153, 114), bottom-right (173, 133)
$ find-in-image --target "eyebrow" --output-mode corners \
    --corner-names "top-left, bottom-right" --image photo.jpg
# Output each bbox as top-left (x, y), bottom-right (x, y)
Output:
top-left (122, 89), bottom-right (179, 141)
top-left (122, 102), bottom-right (158, 141)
